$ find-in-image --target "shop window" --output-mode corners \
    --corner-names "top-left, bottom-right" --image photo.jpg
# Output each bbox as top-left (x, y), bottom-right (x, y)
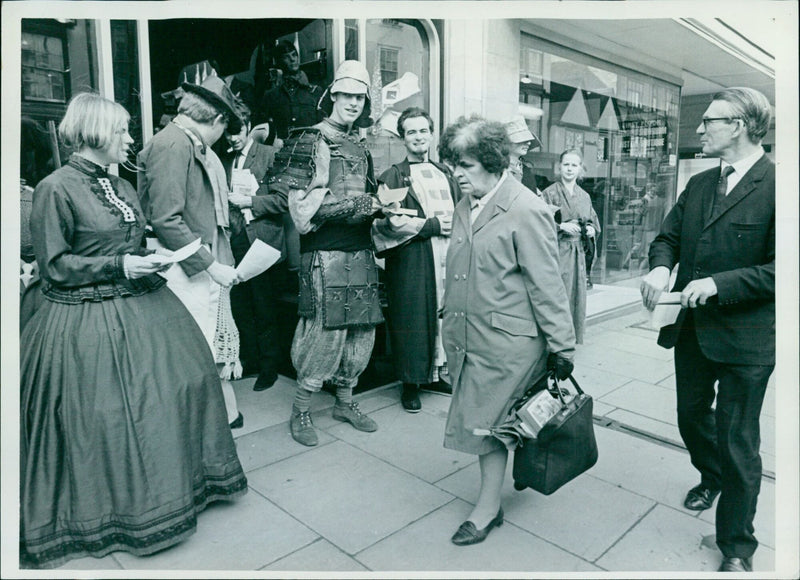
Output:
top-left (22, 32), bottom-right (68, 103)
top-left (379, 46), bottom-right (399, 84)
top-left (345, 19), bottom-right (359, 60)
top-left (111, 21), bottom-right (142, 185)
top-left (519, 33), bottom-right (679, 284)
top-left (365, 19), bottom-right (430, 177)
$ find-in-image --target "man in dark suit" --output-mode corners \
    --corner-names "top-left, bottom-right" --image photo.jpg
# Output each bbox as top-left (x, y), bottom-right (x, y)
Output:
top-left (222, 104), bottom-right (288, 391)
top-left (641, 87), bottom-right (774, 573)
top-left (255, 40), bottom-right (323, 145)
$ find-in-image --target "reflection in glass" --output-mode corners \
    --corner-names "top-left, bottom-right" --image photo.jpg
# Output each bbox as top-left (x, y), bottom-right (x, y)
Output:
top-left (519, 33), bottom-right (680, 284)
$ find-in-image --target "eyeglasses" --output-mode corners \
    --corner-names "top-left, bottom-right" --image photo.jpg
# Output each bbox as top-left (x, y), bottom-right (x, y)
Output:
top-left (700, 117), bottom-right (741, 129)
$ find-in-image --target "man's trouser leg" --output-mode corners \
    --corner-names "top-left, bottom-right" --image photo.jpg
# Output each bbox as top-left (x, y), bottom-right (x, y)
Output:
top-left (675, 317), bottom-right (723, 491)
top-left (714, 362), bottom-right (772, 558)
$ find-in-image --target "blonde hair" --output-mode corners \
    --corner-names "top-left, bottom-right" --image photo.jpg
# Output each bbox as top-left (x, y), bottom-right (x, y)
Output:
top-left (58, 92), bottom-right (129, 151)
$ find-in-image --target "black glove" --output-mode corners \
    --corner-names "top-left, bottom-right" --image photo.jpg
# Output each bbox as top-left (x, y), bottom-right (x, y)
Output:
top-left (547, 352), bottom-right (574, 381)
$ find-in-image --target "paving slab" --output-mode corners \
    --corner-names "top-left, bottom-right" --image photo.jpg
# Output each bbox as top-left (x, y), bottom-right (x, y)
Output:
top-left (235, 420), bottom-right (336, 473)
top-left (356, 498), bottom-right (599, 572)
top-left (55, 553), bottom-right (123, 570)
top-left (606, 408), bottom-right (683, 447)
top-left (326, 402), bottom-right (476, 483)
top-left (590, 426), bottom-right (699, 513)
top-left (586, 329), bottom-right (674, 361)
top-left (501, 474), bottom-right (656, 562)
top-left (263, 539), bottom-right (369, 572)
top-left (114, 489), bottom-right (317, 570)
top-left (576, 342), bottom-right (675, 384)
top-left (599, 380), bottom-right (680, 425)
top-left (657, 373), bottom-right (676, 390)
top-left (597, 504), bottom-right (776, 573)
top-left (761, 414), bottom-right (775, 456)
top-left (596, 504), bottom-right (722, 571)
top-left (600, 387), bottom-right (666, 422)
top-left (570, 363), bottom-right (633, 399)
top-left (593, 400), bottom-right (617, 417)
top-left (245, 440), bottom-right (453, 555)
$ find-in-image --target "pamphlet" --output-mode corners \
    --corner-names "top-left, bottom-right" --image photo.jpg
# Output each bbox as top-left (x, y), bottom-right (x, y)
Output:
top-left (649, 292), bottom-right (684, 329)
top-left (235, 239), bottom-right (281, 282)
top-left (152, 238), bottom-right (202, 264)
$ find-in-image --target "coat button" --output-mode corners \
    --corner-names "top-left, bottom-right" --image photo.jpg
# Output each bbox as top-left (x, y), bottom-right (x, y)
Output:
top-left (457, 237), bottom-right (463, 243)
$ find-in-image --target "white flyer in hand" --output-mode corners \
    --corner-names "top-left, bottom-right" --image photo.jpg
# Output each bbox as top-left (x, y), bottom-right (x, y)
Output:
top-left (155, 238), bottom-right (203, 264)
top-left (376, 183), bottom-right (408, 205)
top-left (235, 239), bottom-right (281, 282)
top-left (649, 292), bottom-right (684, 329)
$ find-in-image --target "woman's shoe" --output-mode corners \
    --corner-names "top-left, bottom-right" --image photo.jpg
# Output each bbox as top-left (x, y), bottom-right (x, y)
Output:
top-left (451, 508), bottom-right (504, 546)
top-left (229, 412), bottom-right (244, 429)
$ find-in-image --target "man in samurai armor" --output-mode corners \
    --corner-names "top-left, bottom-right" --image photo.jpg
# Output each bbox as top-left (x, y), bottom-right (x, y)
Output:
top-left (269, 60), bottom-right (385, 446)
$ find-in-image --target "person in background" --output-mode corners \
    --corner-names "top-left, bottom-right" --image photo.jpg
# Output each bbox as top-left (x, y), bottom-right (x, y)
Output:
top-left (438, 116), bottom-right (575, 546)
top-left (270, 60), bottom-right (384, 447)
top-left (504, 114), bottom-right (542, 191)
top-left (542, 148), bottom-right (601, 343)
top-left (139, 75), bottom-right (244, 429)
top-left (221, 102), bottom-right (287, 391)
top-left (256, 39), bottom-right (323, 145)
top-left (640, 87), bottom-right (774, 573)
top-left (372, 107), bottom-right (461, 413)
top-left (20, 93), bottom-right (246, 568)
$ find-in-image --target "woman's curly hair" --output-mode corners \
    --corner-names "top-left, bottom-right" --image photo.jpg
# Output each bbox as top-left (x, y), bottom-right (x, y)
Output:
top-left (438, 115), bottom-right (510, 175)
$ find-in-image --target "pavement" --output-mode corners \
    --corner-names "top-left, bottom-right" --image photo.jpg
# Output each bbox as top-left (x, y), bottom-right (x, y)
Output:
top-left (51, 290), bottom-right (778, 576)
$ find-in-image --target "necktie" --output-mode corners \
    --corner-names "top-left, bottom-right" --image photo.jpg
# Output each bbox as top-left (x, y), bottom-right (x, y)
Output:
top-left (713, 165), bottom-right (735, 216)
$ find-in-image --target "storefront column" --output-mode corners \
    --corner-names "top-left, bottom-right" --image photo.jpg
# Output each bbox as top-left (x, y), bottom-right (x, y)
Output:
top-left (137, 20), bottom-right (154, 143)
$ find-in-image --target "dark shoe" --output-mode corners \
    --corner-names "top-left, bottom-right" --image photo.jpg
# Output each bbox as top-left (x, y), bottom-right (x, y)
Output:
top-left (451, 508), bottom-right (504, 546)
top-left (229, 412), bottom-right (244, 429)
top-left (422, 381), bottom-right (452, 395)
top-left (253, 371), bottom-right (278, 391)
top-left (240, 362), bottom-right (259, 378)
top-left (290, 408), bottom-right (318, 446)
top-left (333, 402), bottom-right (378, 432)
top-left (718, 556), bottom-right (752, 572)
top-left (401, 384), bottom-right (421, 413)
top-left (684, 484), bottom-right (720, 511)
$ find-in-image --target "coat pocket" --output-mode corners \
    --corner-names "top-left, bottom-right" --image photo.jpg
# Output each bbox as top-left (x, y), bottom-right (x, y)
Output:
top-left (490, 312), bottom-right (538, 337)
top-left (731, 222), bottom-right (767, 231)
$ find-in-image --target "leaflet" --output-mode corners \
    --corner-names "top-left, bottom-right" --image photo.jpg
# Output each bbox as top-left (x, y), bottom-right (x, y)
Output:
top-left (235, 239), bottom-right (281, 282)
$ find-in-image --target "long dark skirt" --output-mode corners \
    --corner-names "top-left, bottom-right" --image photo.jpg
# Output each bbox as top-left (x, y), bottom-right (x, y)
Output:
top-left (19, 287), bottom-right (247, 568)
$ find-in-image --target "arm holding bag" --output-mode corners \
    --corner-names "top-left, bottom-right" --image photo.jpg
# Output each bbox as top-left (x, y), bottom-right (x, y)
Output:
top-left (512, 374), bottom-right (598, 495)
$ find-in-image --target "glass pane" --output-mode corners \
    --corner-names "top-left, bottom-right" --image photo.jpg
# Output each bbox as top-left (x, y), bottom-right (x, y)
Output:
top-left (519, 33), bottom-right (680, 285)
top-left (345, 19), bottom-right (358, 61)
top-left (111, 20), bottom-right (142, 184)
top-left (365, 19), bottom-right (430, 178)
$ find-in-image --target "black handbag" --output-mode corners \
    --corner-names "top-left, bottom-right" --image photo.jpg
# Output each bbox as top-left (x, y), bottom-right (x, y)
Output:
top-left (512, 374), bottom-right (598, 495)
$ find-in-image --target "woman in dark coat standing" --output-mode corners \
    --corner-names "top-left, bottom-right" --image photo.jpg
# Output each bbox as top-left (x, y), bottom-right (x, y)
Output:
top-left (372, 107), bottom-right (461, 412)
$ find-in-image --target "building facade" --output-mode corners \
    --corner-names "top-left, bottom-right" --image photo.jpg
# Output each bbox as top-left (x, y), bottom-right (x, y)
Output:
top-left (18, 15), bottom-right (776, 384)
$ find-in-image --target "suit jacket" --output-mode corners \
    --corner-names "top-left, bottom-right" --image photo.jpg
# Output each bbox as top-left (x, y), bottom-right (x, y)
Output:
top-left (138, 122), bottom-right (216, 277)
top-left (222, 141), bottom-right (287, 261)
top-left (649, 154), bottom-right (775, 365)
top-left (443, 174), bottom-right (576, 395)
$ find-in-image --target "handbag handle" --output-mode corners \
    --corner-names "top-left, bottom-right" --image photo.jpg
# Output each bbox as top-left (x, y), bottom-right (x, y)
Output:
top-left (547, 373), bottom-right (585, 405)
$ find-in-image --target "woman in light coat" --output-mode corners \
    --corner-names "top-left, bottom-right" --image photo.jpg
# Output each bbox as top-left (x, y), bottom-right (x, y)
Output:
top-left (439, 116), bottom-right (576, 546)
top-left (542, 148), bottom-right (601, 342)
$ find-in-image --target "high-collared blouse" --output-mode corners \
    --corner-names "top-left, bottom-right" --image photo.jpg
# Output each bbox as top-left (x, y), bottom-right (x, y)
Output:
top-left (31, 154), bottom-right (164, 303)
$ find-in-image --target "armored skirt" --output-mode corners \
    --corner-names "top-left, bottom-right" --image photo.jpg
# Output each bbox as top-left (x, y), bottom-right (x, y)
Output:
top-left (19, 157), bottom-right (247, 568)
